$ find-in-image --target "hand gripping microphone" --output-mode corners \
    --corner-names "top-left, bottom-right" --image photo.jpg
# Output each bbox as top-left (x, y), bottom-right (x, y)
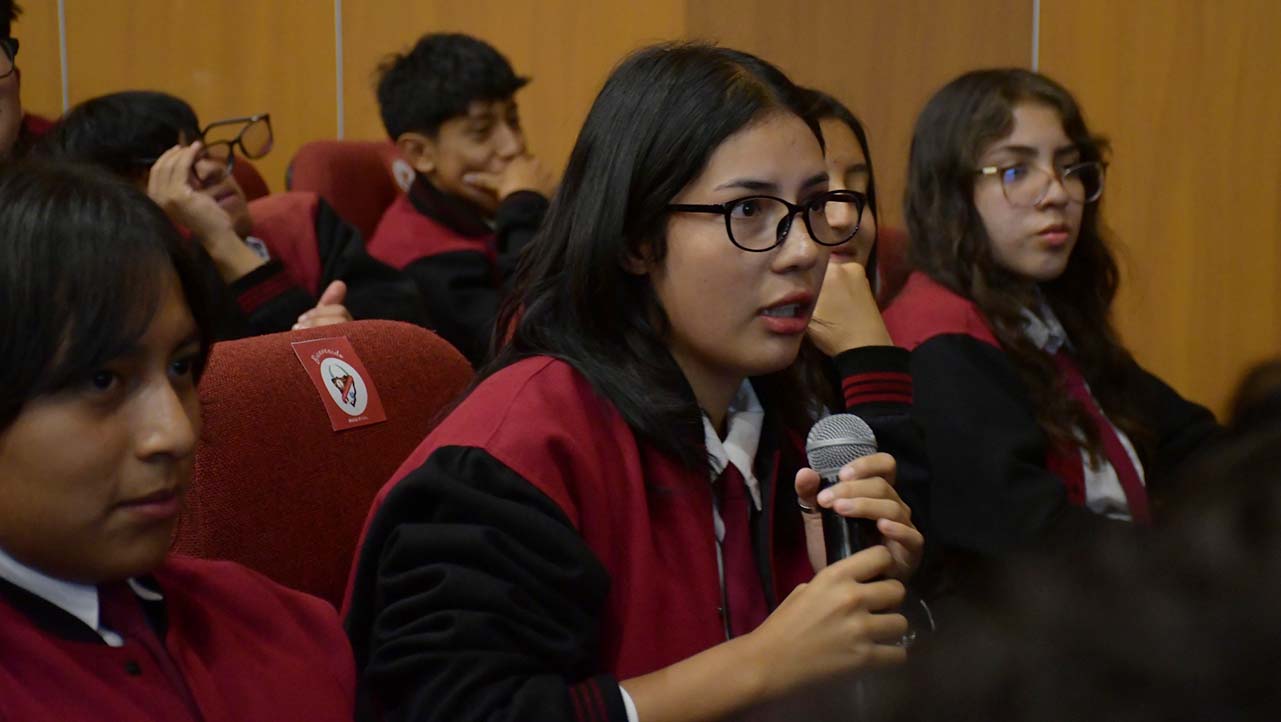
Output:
top-left (805, 414), bottom-right (881, 565)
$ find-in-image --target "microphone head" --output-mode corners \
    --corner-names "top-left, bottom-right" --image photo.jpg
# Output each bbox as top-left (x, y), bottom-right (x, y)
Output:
top-left (806, 414), bottom-right (878, 475)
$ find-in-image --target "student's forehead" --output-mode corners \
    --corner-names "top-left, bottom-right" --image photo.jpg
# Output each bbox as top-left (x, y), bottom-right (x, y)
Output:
top-left (465, 97), bottom-right (518, 119)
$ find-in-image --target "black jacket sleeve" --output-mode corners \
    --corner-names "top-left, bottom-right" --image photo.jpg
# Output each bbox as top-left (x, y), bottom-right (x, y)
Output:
top-left (909, 334), bottom-right (1126, 558)
top-left (313, 199), bottom-right (431, 328)
top-left (1123, 359), bottom-right (1223, 502)
top-left (401, 192), bottom-right (547, 365)
top-left (830, 345), bottom-right (942, 606)
top-left (227, 259), bottom-right (316, 337)
top-left (345, 446), bottom-right (628, 722)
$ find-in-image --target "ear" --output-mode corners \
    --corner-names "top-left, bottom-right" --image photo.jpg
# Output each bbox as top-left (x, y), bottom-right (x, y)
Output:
top-left (622, 239), bottom-right (655, 276)
top-left (396, 132), bottom-right (437, 176)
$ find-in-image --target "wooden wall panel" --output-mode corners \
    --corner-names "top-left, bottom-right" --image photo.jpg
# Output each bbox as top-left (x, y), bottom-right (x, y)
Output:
top-left (342, 0), bottom-right (686, 175)
top-left (11, 0), bottom-right (61, 119)
top-left (1040, 0), bottom-right (1281, 415)
top-left (687, 0), bottom-right (1034, 228)
top-left (62, 0), bottom-right (337, 191)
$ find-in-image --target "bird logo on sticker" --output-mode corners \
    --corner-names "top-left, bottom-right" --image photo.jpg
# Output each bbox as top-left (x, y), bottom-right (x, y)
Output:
top-left (320, 357), bottom-right (368, 416)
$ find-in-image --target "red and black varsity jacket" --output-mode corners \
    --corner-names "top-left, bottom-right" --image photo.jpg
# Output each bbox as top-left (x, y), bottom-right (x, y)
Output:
top-left (343, 349), bottom-right (920, 722)
top-left (882, 271), bottom-right (1220, 557)
top-left (216, 192), bottom-right (428, 338)
top-left (0, 555), bottom-right (356, 721)
top-left (365, 178), bottom-right (547, 365)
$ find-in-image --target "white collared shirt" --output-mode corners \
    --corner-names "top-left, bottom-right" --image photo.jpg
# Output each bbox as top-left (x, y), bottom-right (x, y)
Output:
top-left (1022, 304), bottom-right (1145, 521)
top-left (0, 545), bottom-right (163, 647)
top-left (702, 380), bottom-right (766, 510)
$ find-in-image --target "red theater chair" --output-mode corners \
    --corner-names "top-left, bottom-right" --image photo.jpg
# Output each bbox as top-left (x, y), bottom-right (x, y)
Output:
top-left (232, 158), bottom-right (271, 201)
top-left (174, 320), bottom-right (472, 608)
top-left (287, 140), bottom-right (410, 239)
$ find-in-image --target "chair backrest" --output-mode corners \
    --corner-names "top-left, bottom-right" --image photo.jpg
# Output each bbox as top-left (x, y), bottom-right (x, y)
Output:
top-left (287, 140), bottom-right (412, 239)
top-left (232, 158), bottom-right (271, 201)
top-left (876, 225), bottom-right (912, 307)
top-left (248, 191), bottom-right (324, 295)
top-left (175, 320), bottom-right (472, 608)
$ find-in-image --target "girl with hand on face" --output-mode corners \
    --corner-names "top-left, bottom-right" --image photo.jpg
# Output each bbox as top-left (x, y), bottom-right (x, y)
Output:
top-left (344, 44), bottom-right (924, 722)
top-left (800, 89), bottom-right (936, 601)
top-left (881, 70), bottom-right (1220, 565)
top-left (0, 161), bottom-right (356, 721)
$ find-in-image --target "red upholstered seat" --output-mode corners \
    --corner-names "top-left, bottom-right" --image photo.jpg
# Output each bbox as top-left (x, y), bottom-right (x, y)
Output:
top-left (287, 140), bottom-right (409, 239)
top-left (174, 320), bottom-right (473, 608)
top-left (232, 158), bottom-right (271, 201)
top-left (876, 225), bottom-right (912, 307)
top-left (248, 191), bottom-right (325, 295)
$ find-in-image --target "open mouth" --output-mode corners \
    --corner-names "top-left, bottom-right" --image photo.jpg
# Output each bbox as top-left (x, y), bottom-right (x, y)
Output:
top-left (762, 303), bottom-right (803, 318)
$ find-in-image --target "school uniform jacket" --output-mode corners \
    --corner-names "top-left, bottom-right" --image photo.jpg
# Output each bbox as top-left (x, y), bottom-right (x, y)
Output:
top-left (219, 193), bottom-right (428, 338)
top-left (364, 178), bottom-right (548, 364)
top-left (343, 348), bottom-right (919, 722)
top-left (882, 271), bottom-right (1220, 557)
top-left (0, 555), bottom-right (356, 721)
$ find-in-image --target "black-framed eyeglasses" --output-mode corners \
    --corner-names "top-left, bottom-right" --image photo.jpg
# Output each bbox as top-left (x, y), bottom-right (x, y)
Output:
top-left (131, 113), bottom-right (273, 185)
top-left (976, 160), bottom-right (1106, 208)
top-left (199, 113), bottom-right (274, 167)
top-left (1, 37), bottom-right (19, 79)
top-left (666, 190), bottom-right (866, 252)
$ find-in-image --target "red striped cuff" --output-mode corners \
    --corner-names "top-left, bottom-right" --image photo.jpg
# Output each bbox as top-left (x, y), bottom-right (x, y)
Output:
top-left (569, 676), bottom-right (621, 722)
top-left (236, 268), bottom-right (296, 314)
top-left (843, 371), bottom-right (913, 408)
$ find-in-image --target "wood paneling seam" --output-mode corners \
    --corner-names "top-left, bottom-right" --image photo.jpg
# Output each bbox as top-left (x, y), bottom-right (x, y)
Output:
top-left (56, 0), bottom-right (67, 111)
top-left (334, 0), bottom-right (344, 138)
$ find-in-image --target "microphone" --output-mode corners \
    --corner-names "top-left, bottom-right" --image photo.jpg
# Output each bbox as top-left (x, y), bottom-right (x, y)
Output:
top-left (805, 414), bottom-right (882, 565)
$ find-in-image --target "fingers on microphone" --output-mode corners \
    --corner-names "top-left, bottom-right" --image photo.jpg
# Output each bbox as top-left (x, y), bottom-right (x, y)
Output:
top-left (839, 452), bottom-right (896, 482)
top-left (817, 476), bottom-right (902, 507)
top-left (832, 496), bottom-right (910, 524)
top-left (823, 545), bottom-right (896, 583)
top-left (878, 519), bottom-right (923, 548)
top-left (794, 467), bottom-right (822, 496)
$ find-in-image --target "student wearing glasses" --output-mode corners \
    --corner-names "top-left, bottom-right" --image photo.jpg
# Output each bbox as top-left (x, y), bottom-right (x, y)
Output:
top-left (0, 160), bottom-right (356, 721)
top-left (41, 91), bottom-right (427, 338)
top-left (345, 43), bottom-right (924, 722)
top-left (882, 69), bottom-right (1220, 568)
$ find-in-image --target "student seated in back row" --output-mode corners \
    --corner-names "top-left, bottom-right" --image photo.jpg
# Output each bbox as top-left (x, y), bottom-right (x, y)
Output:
top-left (40, 90), bottom-right (429, 339)
top-left (368, 32), bottom-right (555, 364)
top-left (0, 160), bottom-right (355, 721)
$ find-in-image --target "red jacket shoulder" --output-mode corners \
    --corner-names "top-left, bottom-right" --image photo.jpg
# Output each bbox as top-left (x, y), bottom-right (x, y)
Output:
top-left (367, 194), bottom-right (491, 269)
top-left (882, 271), bottom-right (1000, 350)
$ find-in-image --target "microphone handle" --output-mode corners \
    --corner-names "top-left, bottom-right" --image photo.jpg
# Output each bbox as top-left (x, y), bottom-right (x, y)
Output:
top-left (819, 475), bottom-right (882, 566)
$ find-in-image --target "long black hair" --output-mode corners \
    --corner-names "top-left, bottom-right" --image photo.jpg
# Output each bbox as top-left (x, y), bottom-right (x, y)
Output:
top-left (904, 68), bottom-right (1145, 460)
top-left (0, 159), bottom-right (216, 430)
top-left (487, 42), bottom-right (825, 469)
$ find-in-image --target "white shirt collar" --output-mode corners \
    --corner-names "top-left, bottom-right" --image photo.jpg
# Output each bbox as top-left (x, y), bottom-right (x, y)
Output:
top-left (702, 380), bottom-right (766, 510)
top-left (1021, 301), bottom-right (1070, 354)
top-left (0, 545), bottom-right (163, 645)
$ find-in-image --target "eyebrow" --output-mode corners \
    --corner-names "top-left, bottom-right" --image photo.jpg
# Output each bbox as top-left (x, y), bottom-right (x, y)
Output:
top-left (983, 143), bottom-right (1080, 163)
top-left (844, 163), bottom-right (870, 175)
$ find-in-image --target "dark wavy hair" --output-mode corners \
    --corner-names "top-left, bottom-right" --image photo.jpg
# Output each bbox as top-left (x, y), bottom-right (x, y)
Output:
top-left (0, 159), bottom-right (216, 430)
top-left (904, 68), bottom-right (1146, 460)
top-left (376, 33), bottom-right (528, 139)
top-left (485, 42), bottom-right (825, 470)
